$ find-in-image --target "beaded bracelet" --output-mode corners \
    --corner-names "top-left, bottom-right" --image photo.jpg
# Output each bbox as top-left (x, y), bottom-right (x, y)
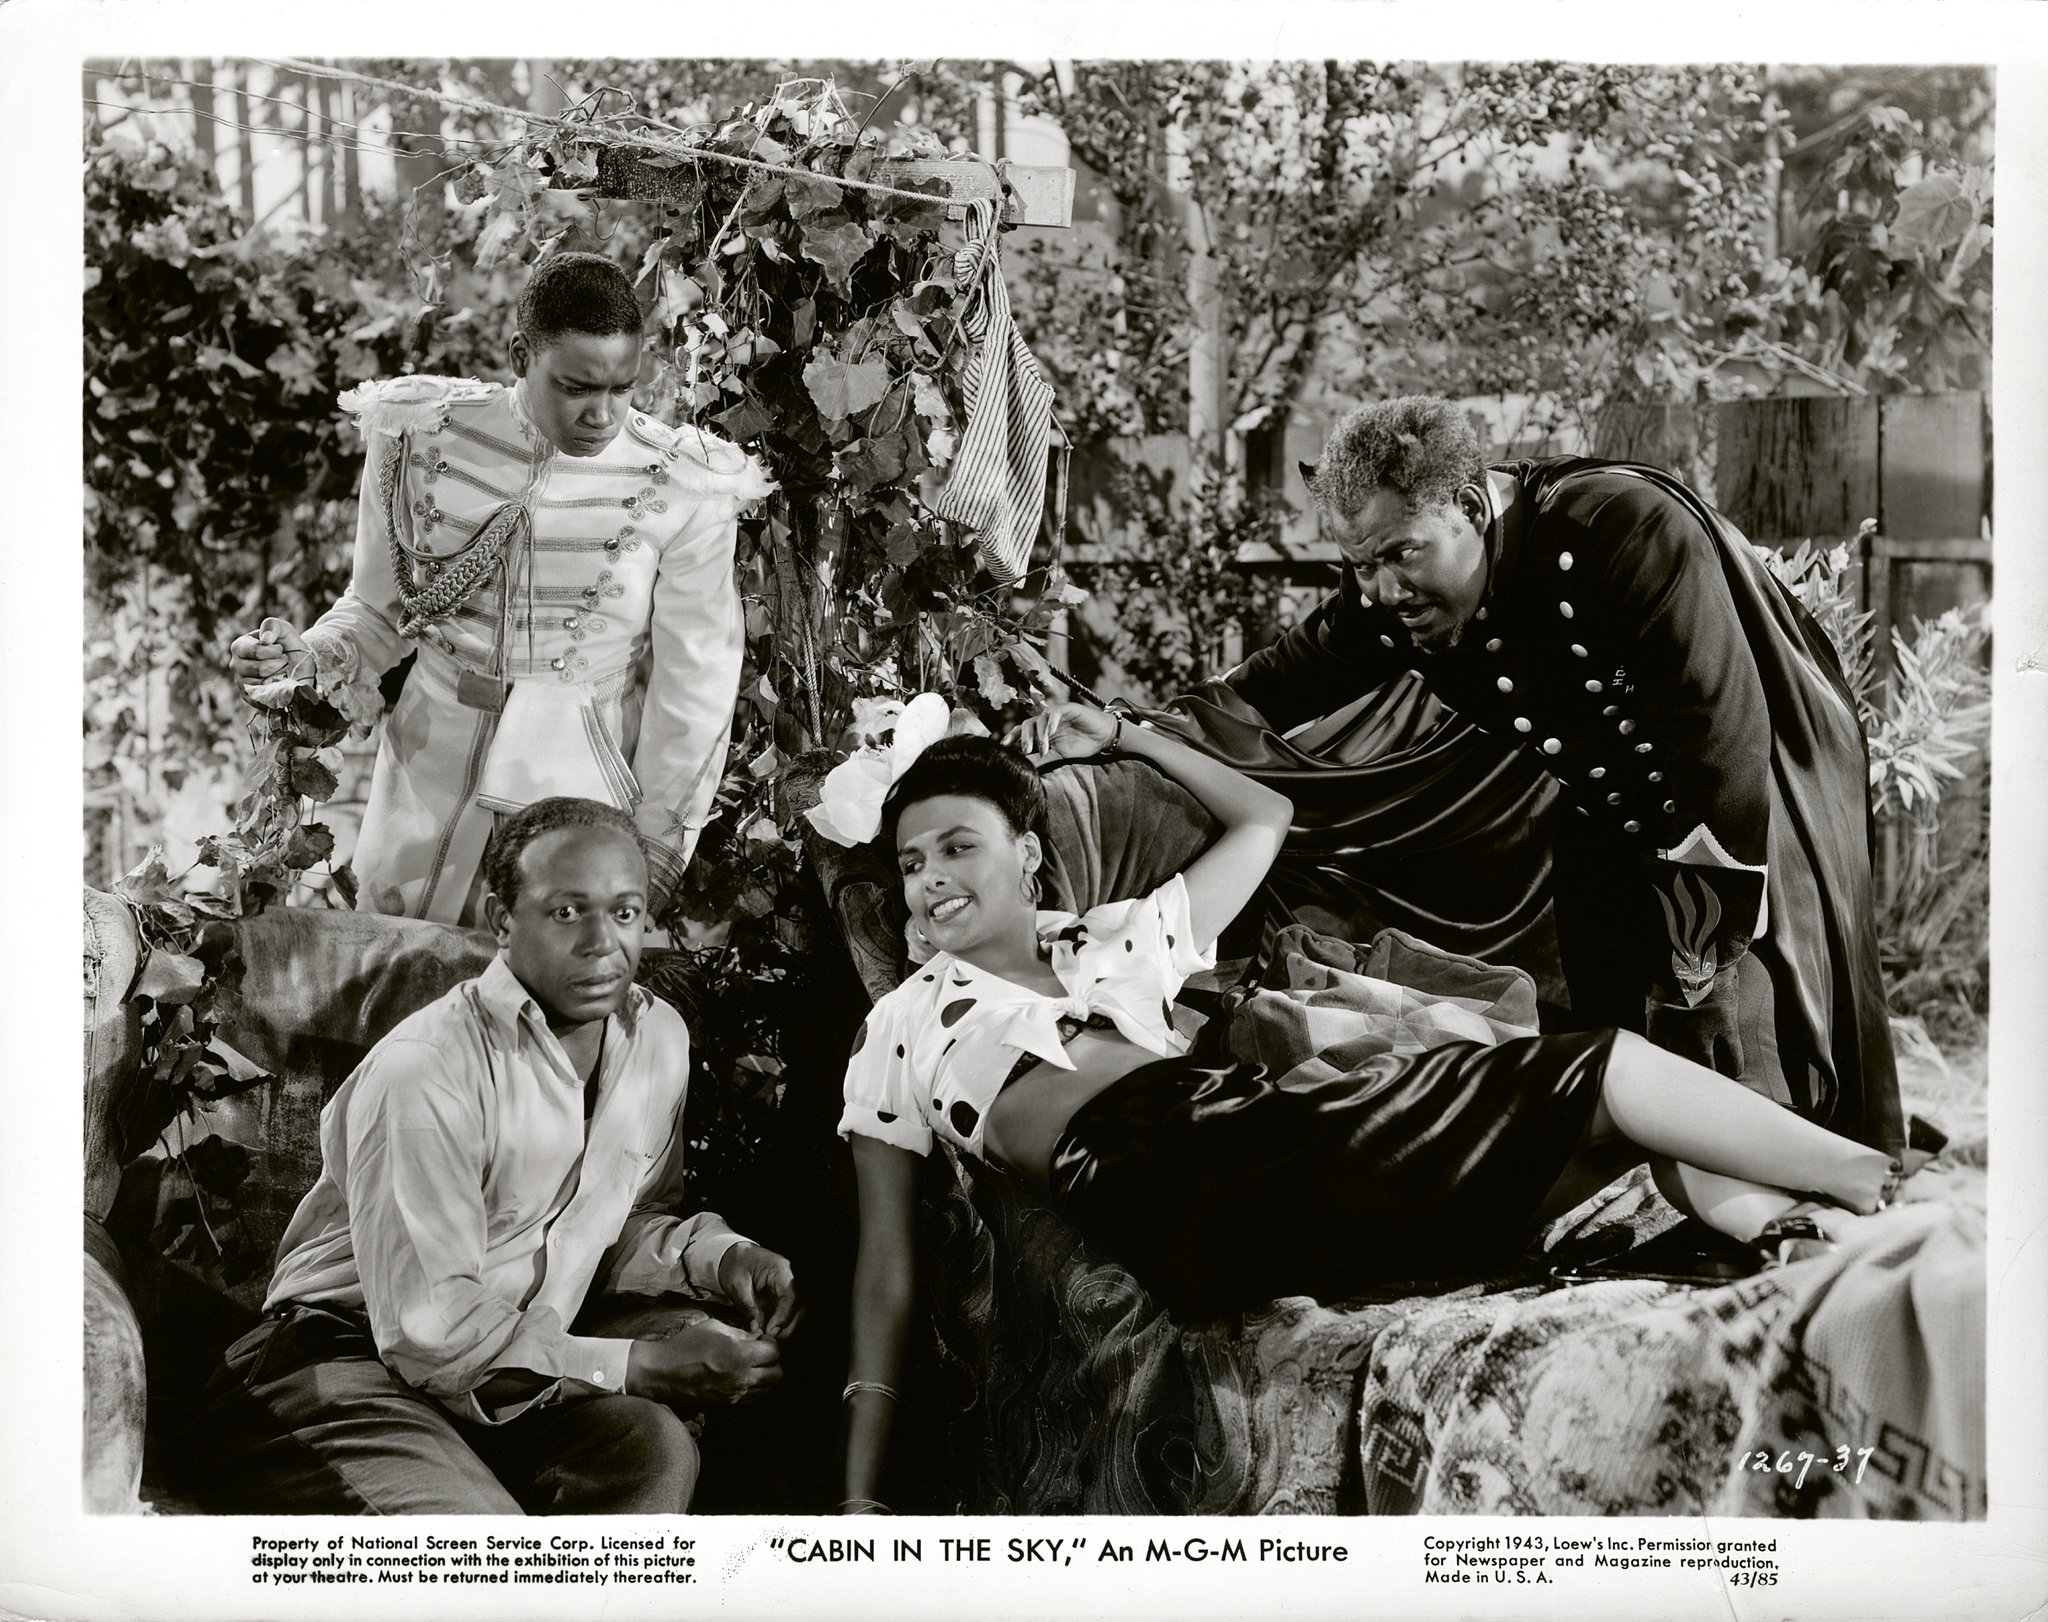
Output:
top-left (842, 1380), bottom-right (899, 1403)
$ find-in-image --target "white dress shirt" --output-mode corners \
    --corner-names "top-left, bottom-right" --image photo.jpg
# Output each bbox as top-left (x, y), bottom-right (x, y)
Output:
top-left (265, 955), bottom-right (745, 1423)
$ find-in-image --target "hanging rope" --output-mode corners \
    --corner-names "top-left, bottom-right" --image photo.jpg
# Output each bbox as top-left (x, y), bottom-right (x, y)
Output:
top-left (252, 57), bottom-right (1006, 211)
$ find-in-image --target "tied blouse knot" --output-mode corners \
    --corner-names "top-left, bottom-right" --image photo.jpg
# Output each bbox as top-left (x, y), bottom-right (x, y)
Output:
top-left (839, 875), bottom-right (1216, 1160)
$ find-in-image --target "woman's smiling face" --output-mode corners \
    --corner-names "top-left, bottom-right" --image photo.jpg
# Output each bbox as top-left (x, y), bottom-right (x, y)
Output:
top-left (894, 792), bottom-right (1042, 962)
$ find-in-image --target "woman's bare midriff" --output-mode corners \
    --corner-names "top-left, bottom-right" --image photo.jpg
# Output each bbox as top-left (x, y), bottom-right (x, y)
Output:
top-left (982, 1027), bottom-right (1162, 1185)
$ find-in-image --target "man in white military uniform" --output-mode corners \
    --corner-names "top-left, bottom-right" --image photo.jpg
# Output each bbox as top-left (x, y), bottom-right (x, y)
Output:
top-left (230, 252), bottom-right (771, 924)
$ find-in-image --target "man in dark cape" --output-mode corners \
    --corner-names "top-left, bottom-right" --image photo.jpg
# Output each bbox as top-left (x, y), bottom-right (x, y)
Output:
top-left (1144, 397), bottom-right (1901, 1155)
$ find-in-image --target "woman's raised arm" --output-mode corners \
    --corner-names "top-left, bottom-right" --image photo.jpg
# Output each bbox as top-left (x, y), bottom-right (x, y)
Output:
top-left (1009, 702), bottom-right (1292, 951)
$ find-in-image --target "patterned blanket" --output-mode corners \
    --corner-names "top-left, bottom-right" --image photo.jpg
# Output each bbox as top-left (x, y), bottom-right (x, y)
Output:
top-left (925, 1151), bottom-right (1985, 1519)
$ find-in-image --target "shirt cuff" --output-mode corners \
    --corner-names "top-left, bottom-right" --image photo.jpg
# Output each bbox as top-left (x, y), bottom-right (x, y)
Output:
top-left (691, 1230), bottom-right (748, 1299)
top-left (561, 1334), bottom-right (637, 1396)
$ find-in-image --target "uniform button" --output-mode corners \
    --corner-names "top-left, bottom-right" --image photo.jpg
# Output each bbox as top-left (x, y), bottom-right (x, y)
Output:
top-left (1380, 634), bottom-right (1396, 648)
top-left (1576, 805), bottom-right (1591, 817)
top-left (1648, 771), bottom-right (1664, 783)
top-left (1589, 767), bottom-right (1606, 780)
top-left (1558, 601), bottom-right (1574, 619)
top-left (1603, 705), bottom-right (1620, 717)
top-left (1623, 820), bottom-right (1641, 833)
top-left (1607, 792), bottom-right (1622, 805)
top-left (1558, 551), bottom-right (1574, 570)
top-left (550, 656), bottom-right (567, 670)
top-left (1636, 742), bottom-right (1654, 754)
top-left (1497, 677), bottom-right (1514, 693)
top-left (1486, 638), bottom-right (1503, 653)
top-left (592, 1369), bottom-right (608, 1383)
top-left (1664, 800), bottom-right (1677, 813)
top-left (1542, 738), bottom-right (1562, 755)
top-left (1476, 606), bottom-right (1489, 620)
top-left (1513, 717), bottom-right (1532, 733)
top-left (1585, 679), bottom-right (1603, 693)
top-left (1618, 719), bottom-right (1636, 735)
top-left (1571, 643), bottom-right (1588, 658)
top-left (564, 615), bottom-right (580, 630)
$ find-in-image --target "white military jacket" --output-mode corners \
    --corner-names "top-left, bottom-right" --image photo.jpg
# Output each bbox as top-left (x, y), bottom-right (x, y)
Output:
top-left (306, 375), bottom-right (772, 923)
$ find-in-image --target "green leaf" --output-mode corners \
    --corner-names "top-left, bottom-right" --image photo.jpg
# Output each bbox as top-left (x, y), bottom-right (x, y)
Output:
top-left (783, 175), bottom-right (845, 217)
top-left (798, 217), bottom-right (875, 286)
top-left (714, 393), bottom-right (778, 443)
top-left (284, 822), bottom-right (337, 868)
top-left (136, 949), bottom-right (207, 1006)
top-left (803, 355), bottom-right (891, 420)
top-left (883, 522), bottom-right (925, 566)
top-left (286, 756), bottom-right (340, 800)
top-left (329, 862), bottom-right (360, 910)
top-left (1890, 173), bottom-right (1974, 256)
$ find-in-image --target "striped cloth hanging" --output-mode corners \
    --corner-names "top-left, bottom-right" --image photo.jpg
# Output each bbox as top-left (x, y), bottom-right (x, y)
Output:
top-left (935, 198), bottom-right (1055, 583)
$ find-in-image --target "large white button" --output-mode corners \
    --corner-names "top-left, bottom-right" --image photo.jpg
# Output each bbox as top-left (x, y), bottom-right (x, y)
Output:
top-left (1558, 551), bottom-right (1574, 570)
top-left (1623, 820), bottom-right (1641, 833)
top-left (1380, 634), bottom-right (1396, 648)
top-left (1618, 719), bottom-right (1637, 735)
top-left (1589, 767), bottom-right (1606, 780)
top-left (1476, 606), bottom-right (1489, 620)
top-left (1571, 643), bottom-right (1588, 658)
top-left (591, 1369), bottom-right (608, 1384)
top-left (1558, 601), bottom-right (1574, 619)
top-left (1607, 792), bottom-right (1622, 805)
top-left (1648, 771), bottom-right (1665, 783)
top-left (1514, 717), bottom-right (1532, 733)
top-left (1636, 742), bottom-right (1654, 754)
top-left (1497, 677), bottom-right (1514, 693)
top-left (1603, 705), bottom-right (1620, 717)
top-left (1664, 800), bottom-right (1677, 813)
top-left (1585, 679), bottom-right (1603, 693)
top-left (1486, 638), bottom-right (1503, 653)
top-left (1542, 738), bottom-right (1562, 755)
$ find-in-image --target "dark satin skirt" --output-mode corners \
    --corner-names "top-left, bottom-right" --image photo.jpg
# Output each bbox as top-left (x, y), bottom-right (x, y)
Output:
top-left (1047, 1031), bottom-right (1616, 1320)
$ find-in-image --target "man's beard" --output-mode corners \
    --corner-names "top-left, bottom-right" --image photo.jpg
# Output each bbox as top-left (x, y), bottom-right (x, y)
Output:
top-left (1408, 611), bottom-right (1470, 655)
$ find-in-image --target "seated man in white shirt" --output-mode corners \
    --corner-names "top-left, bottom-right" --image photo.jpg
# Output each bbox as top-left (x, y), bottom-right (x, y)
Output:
top-left (193, 796), bottom-right (799, 1515)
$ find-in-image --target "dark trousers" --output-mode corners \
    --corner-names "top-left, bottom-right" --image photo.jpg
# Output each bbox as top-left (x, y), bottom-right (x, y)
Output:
top-left (191, 1304), bottom-right (699, 1515)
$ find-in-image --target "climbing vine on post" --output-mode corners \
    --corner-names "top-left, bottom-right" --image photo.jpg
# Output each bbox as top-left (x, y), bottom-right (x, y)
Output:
top-left (450, 79), bottom-right (1079, 1157)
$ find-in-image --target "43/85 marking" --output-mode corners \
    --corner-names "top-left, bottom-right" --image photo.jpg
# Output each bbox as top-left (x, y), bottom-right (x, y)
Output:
top-left (1742, 1446), bottom-right (1876, 1488)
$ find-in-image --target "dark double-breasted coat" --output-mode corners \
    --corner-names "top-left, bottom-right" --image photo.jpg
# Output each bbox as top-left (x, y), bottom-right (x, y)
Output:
top-left (1223, 457), bottom-right (1902, 1154)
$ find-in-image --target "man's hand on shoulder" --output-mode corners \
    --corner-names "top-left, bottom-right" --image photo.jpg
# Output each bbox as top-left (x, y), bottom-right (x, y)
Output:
top-left (625, 1318), bottom-right (783, 1406)
top-left (716, 1241), bottom-right (803, 1340)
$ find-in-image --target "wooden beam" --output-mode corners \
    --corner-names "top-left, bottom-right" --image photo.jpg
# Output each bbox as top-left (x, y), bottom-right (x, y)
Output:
top-left (596, 151), bottom-right (1074, 228)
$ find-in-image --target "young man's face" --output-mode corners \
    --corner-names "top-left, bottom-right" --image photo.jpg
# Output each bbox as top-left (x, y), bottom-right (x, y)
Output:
top-left (510, 330), bottom-right (644, 458)
top-left (1327, 485), bottom-right (1491, 653)
top-left (487, 825), bottom-right (648, 1032)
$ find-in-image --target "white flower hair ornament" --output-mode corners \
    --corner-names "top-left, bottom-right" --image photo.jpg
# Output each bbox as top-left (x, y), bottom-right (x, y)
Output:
top-left (804, 693), bottom-right (988, 848)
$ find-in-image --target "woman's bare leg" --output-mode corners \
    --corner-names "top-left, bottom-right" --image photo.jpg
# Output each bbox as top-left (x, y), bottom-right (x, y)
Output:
top-left (1650, 1156), bottom-right (1807, 1242)
top-left (1592, 1032), bottom-right (1896, 1213)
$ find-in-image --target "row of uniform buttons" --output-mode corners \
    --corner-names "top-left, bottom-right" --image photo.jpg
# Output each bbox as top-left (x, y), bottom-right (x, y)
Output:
top-left (1488, 544), bottom-right (1675, 834)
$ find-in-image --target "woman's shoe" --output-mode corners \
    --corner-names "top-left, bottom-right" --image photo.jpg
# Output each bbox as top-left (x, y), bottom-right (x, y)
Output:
top-left (1752, 1203), bottom-right (1839, 1270)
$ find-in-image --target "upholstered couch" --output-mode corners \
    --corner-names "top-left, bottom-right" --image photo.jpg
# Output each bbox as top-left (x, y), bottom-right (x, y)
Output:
top-left (82, 756), bottom-right (1986, 1518)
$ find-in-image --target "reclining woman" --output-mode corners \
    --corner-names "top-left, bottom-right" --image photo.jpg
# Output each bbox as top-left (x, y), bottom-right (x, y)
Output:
top-left (837, 701), bottom-right (1901, 1514)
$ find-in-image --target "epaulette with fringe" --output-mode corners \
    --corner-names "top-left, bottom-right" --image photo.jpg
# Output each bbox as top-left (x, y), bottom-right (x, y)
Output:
top-left (337, 375), bottom-right (501, 439)
top-left (626, 412), bottom-right (777, 504)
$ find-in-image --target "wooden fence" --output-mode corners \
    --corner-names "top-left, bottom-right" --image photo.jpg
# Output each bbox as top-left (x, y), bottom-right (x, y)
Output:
top-left (1594, 391), bottom-right (1991, 689)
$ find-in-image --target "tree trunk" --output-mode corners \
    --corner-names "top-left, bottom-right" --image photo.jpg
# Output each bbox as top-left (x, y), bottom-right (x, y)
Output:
top-left (340, 78), bottom-right (362, 226)
top-left (188, 59), bottom-right (216, 172)
top-left (233, 61), bottom-right (257, 218)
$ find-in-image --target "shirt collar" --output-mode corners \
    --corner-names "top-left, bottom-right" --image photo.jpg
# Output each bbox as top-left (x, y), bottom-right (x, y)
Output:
top-left (475, 953), bottom-right (648, 1039)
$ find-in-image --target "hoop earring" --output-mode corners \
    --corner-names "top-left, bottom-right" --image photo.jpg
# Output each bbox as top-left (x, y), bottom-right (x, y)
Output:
top-left (1020, 868), bottom-right (1042, 907)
